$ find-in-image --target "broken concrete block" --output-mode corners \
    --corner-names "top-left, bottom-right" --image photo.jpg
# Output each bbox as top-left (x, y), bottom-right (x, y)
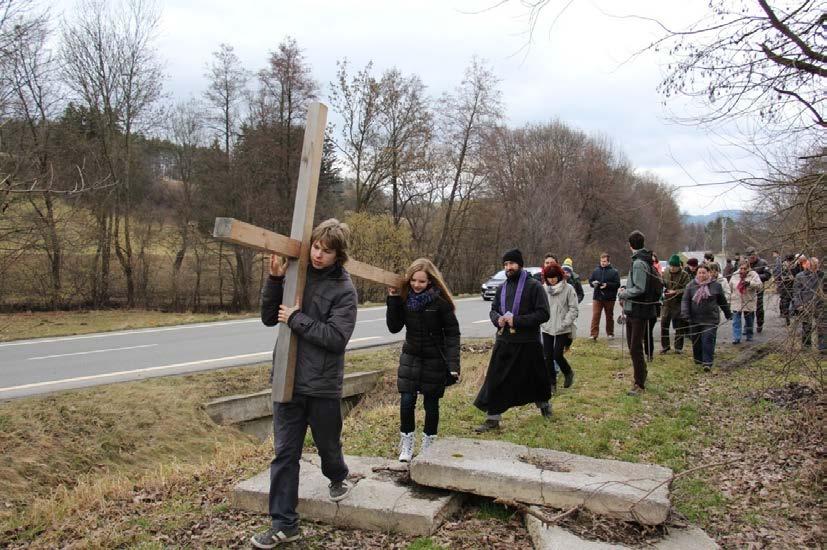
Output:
top-left (410, 437), bottom-right (672, 525)
top-left (232, 454), bottom-right (462, 536)
top-left (526, 509), bottom-right (719, 549)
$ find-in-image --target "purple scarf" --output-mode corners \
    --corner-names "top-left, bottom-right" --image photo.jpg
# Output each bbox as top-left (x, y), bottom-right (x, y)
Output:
top-left (692, 276), bottom-right (712, 305)
top-left (406, 287), bottom-right (440, 312)
top-left (500, 269), bottom-right (528, 315)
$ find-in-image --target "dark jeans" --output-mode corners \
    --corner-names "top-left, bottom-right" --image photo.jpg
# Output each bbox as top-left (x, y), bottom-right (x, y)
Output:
top-left (779, 290), bottom-right (793, 318)
top-left (400, 392), bottom-right (440, 435)
top-left (645, 318), bottom-right (656, 360)
top-left (268, 395), bottom-right (348, 531)
top-left (756, 291), bottom-right (765, 328)
top-left (625, 317), bottom-right (648, 388)
top-left (690, 324), bottom-right (718, 367)
top-left (660, 309), bottom-right (687, 351)
top-left (542, 332), bottom-right (573, 388)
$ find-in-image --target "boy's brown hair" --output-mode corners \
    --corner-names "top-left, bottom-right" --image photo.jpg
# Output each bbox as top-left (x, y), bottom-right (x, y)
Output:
top-left (311, 218), bottom-right (351, 263)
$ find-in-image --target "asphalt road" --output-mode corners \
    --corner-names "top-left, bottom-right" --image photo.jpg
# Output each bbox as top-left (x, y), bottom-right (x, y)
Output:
top-left (2, 287), bottom-right (773, 401)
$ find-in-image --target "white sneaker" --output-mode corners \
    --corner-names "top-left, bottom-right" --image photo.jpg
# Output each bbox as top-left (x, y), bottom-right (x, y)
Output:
top-left (421, 433), bottom-right (438, 454)
top-left (398, 431), bottom-right (415, 462)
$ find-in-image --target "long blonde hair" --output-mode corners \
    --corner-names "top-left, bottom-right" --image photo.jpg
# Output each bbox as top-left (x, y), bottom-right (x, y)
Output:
top-left (401, 258), bottom-right (455, 310)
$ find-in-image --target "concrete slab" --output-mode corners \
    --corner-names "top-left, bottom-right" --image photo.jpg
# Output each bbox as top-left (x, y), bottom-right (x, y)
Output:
top-left (203, 370), bottom-right (383, 425)
top-left (232, 454), bottom-right (463, 536)
top-left (526, 511), bottom-right (719, 549)
top-left (409, 438), bottom-right (673, 525)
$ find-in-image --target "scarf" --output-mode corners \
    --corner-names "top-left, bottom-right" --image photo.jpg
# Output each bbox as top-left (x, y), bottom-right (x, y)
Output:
top-left (692, 276), bottom-right (712, 305)
top-left (546, 280), bottom-right (566, 296)
top-left (406, 287), bottom-right (439, 312)
top-left (737, 275), bottom-right (748, 294)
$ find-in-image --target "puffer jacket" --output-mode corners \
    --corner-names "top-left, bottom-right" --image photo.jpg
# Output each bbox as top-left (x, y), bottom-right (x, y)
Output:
top-left (540, 281), bottom-right (579, 336)
top-left (387, 292), bottom-right (460, 397)
top-left (728, 270), bottom-right (763, 312)
top-left (681, 279), bottom-right (732, 325)
top-left (261, 263), bottom-right (358, 399)
top-left (716, 274), bottom-right (731, 304)
top-left (587, 264), bottom-right (621, 302)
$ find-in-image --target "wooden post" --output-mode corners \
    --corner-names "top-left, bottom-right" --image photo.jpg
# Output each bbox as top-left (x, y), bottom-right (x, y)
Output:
top-left (272, 102), bottom-right (327, 402)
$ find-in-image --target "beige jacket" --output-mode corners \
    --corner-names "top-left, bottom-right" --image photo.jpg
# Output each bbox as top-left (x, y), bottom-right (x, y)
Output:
top-left (728, 270), bottom-right (763, 312)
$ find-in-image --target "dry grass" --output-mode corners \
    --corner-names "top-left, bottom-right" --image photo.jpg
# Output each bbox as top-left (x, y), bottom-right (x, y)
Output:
top-left (0, 309), bottom-right (255, 342)
top-left (0, 338), bottom-right (822, 548)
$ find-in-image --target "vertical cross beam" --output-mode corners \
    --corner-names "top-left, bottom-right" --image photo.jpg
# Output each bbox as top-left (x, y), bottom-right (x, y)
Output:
top-left (272, 102), bottom-right (328, 403)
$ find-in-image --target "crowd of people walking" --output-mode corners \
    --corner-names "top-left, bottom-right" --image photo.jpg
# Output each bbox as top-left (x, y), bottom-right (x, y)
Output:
top-left (251, 217), bottom-right (824, 546)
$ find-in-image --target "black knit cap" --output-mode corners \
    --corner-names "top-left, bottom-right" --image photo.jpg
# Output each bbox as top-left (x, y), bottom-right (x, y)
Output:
top-left (502, 248), bottom-right (524, 267)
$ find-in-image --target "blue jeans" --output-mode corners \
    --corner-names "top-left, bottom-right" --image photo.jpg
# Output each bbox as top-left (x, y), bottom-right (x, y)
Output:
top-left (732, 311), bottom-right (755, 342)
top-left (690, 324), bottom-right (718, 367)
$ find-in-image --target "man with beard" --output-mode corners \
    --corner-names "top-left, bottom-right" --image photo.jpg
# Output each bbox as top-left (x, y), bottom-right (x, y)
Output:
top-left (474, 249), bottom-right (551, 432)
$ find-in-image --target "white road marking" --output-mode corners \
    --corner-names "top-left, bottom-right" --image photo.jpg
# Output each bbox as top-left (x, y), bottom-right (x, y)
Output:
top-left (28, 344), bottom-right (157, 361)
top-left (472, 319), bottom-right (491, 324)
top-left (348, 337), bottom-right (381, 344)
top-left (0, 318), bottom-right (261, 348)
top-left (0, 351), bottom-right (272, 394)
top-left (0, 297), bottom-right (482, 349)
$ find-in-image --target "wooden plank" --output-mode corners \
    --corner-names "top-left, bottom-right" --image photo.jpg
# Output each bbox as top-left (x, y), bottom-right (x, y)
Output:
top-left (272, 102), bottom-right (328, 403)
top-left (212, 218), bottom-right (301, 258)
top-left (213, 218), bottom-right (405, 288)
top-left (345, 259), bottom-right (405, 289)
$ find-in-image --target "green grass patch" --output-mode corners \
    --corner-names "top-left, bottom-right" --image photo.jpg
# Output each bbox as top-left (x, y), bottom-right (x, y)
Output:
top-left (406, 538), bottom-right (448, 550)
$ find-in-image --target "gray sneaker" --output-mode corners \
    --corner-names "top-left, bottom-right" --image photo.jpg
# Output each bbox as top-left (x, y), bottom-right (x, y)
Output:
top-left (474, 419), bottom-right (500, 433)
top-left (329, 479), bottom-right (353, 502)
top-left (250, 526), bottom-right (300, 548)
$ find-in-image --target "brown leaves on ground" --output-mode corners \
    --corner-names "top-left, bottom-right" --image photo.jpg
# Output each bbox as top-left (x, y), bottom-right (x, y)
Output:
top-left (687, 376), bottom-right (824, 549)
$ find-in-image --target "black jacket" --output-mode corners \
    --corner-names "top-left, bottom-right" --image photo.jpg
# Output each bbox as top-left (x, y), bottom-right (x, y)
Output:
top-left (749, 257), bottom-right (771, 284)
top-left (489, 270), bottom-right (550, 343)
top-left (261, 263), bottom-right (358, 399)
top-left (587, 264), bottom-right (621, 302)
top-left (387, 293), bottom-right (460, 397)
top-left (681, 280), bottom-right (732, 325)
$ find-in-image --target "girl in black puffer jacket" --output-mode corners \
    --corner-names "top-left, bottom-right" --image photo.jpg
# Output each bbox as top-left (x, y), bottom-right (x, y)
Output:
top-left (387, 258), bottom-right (460, 462)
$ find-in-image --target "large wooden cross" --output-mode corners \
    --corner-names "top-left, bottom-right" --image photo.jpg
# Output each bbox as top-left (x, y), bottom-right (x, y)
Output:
top-left (212, 102), bottom-right (405, 403)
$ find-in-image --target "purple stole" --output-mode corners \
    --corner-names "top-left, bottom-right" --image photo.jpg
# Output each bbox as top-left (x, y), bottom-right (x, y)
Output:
top-left (499, 269), bottom-right (528, 330)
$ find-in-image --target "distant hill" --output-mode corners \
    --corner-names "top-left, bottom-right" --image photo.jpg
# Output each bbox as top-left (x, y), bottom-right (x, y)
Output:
top-left (682, 210), bottom-right (745, 225)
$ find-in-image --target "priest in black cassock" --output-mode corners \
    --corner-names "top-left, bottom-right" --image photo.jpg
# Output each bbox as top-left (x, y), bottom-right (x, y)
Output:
top-left (474, 249), bottom-right (552, 432)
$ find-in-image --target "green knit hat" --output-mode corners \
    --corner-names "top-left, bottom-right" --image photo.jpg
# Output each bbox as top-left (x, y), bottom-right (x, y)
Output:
top-left (668, 254), bottom-right (681, 267)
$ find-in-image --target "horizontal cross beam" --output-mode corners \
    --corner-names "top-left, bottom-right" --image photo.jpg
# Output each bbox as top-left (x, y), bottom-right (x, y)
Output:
top-left (213, 217), bottom-right (405, 289)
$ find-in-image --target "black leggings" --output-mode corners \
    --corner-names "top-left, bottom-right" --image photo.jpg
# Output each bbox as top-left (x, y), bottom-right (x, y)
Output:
top-left (400, 392), bottom-right (440, 435)
top-left (542, 333), bottom-right (573, 387)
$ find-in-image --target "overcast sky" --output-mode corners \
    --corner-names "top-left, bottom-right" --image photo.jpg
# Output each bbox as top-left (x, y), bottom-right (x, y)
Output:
top-left (57, 0), bottom-right (762, 214)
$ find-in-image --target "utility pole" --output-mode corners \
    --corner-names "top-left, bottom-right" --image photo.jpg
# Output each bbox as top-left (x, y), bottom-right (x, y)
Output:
top-left (721, 217), bottom-right (727, 259)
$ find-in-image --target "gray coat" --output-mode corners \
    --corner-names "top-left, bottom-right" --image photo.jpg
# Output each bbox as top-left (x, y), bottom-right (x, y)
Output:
top-left (261, 263), bottom-right (358, 399)
top-left (792, 270), bottom-right (824, 315)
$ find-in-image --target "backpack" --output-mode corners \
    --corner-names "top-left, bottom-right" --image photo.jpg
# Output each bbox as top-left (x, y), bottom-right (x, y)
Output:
top-left (645, 263), bottom-right (664, 316)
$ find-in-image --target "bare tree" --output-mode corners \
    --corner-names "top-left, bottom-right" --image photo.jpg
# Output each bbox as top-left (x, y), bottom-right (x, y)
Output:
top-left (433, 57), bottom-right (502, 268)
top-left (378, 68), bottom-right (432, 226)
top-left (61, 0), bottom-right (164, 307)
top-left (328, 59), bottom-right (388, 211)
top-left (204, 43), bottom-right (249, 159)
top-left (165, 97), bottom-right (203, 310)
top-left (258, 36), bottom-right (317, 191)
